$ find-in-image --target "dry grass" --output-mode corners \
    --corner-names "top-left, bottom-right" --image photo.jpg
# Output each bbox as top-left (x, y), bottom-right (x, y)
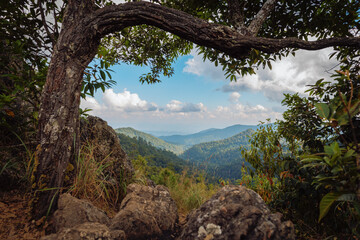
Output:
top-left (167, 171), bottom-right (218, 214)
top-left (68, 142), bottom-right (121, 215)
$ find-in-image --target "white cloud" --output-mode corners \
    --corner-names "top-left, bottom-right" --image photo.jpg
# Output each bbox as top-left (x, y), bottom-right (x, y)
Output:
top-left (229, 92), bottom-right (241, 103)
top-left (103, 89), bottom-right (157, 112)
top-left (165, 100), bottom-right (206, 113)
top-left (215, 103), bottom-right (281, 123)
top-left (80, 88), bottom-right (281, 133)
top-left (183, 50), bottom-right (227, 81)
top-left (221, 48), bottom-right (338, 101)
top-left (184, 48), bottom-right (338, 102)
top-left (81, 97), bottom-right (103, 111)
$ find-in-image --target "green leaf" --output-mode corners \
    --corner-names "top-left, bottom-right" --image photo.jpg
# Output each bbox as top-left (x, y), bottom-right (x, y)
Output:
top-left (100, 70), bottom-right (106, 80)
top-left (315, 103), bottom-right (330, 119)
top-left (319, 192), bottom-right (343, 222)
top-left (324, 145), bottom-right (334, 156)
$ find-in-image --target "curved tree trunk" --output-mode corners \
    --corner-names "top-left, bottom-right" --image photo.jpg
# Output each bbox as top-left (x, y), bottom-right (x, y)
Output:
top-left (31, 0), bottom-right (100, 220)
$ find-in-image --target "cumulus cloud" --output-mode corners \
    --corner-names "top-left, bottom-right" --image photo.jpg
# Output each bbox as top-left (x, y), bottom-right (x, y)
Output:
top-left (81, 96), bottom-right (103, 111)
top-left (214, 103), bottom-right (282, 123)
top-left (183, 50), bottom-right (227, 81)
top-left (102, 89), bottom-right (157, 112)
top-left (220, 48), bottom-right (338, 101)
top-left (229, 92), bottom-right (241, 103)
top-left (166, 100), bottom-right (206, 113)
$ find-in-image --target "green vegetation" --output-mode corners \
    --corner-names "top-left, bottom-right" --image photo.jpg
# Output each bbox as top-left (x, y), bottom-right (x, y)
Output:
top-left (117, 133), bottom-right (191, 173)
top-left (68, 142), bottom-right (125, 215)
top-left (131, 155), bottom-right (218, 215)
top-left (159, 124), bottom-right (259, 146)
top-left (119, 132), bottom-right (220, 214)
top-left (116, 127), bottom-right (185, 155)
top-left (239, 52), bottom-right (360, 238)
top-left (180, 129), bottom-right (253, 180)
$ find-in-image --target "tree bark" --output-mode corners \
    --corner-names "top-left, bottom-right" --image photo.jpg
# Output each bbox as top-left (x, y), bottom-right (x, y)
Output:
top-left (32, 0), bottom-right (360, 220)
top-left (31, 0), bottom-right (101, 220)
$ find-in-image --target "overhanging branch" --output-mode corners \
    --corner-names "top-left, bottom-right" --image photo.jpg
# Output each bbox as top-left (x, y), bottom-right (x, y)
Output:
top-left (90, 2), bottom-right (359, 59)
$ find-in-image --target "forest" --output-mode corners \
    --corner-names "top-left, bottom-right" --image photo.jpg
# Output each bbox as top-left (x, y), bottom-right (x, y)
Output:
top-left (1, 0), bottom-right (359, 239)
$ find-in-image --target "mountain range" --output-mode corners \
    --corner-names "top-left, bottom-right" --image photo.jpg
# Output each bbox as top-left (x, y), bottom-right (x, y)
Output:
top-left (180, 129), bottom-right (253, 165)
top-left (116, 124), bottom-right (258, 180)
top-left (158, 124), bottom-right (259, 147)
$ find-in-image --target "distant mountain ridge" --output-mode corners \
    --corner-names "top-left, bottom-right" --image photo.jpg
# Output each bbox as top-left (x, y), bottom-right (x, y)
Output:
top-left (115, 127), bottom-right (185, 155)
top-left (159, 124), bottom-right (259, 146)
top-left (179, 129), bottom-right (254, 180)
top-left (180, 129), bottom-right (253, 165)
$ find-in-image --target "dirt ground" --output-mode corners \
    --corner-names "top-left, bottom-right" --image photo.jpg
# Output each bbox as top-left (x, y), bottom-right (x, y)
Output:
top-left (0, 191), bottom-right (46, 240)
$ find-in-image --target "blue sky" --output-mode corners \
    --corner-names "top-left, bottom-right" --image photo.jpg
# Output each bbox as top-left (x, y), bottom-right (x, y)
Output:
top-left (81, 48), bottom-right (337, 135)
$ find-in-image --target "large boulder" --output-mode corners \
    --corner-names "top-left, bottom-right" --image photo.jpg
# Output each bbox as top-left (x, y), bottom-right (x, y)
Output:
top-left (110, 183), bottom-right (178, 240)
top-left (51, 194), bottom-right (110, 232)
top-left (79, 115), bottom-right (134, 197)
top-left (41, 222), bottom-right (126, 240)
top-left (179, 185), bottom-right (295, 240)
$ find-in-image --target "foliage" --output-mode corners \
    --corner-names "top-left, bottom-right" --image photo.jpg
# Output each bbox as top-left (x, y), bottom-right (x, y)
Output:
top-left (100, 25), bottom-right (192, 84)
top-left (117, 133), bottom-right (191, 173)
top-left (131, 156), bottom-right (218, 214)
top-left (241, 49), bottom-right (360, 238)
top-left (182, 129), bottom-right (252, 166)
top-left (278, 93), bottom-right (332, 153)
top-left (156, 0), bottom-right (360, 78)
top-left (241, 120), bottom-right (301, 179)
top-left (236, 167), bottom-right (281, 203)
top-left (81, 59), bottom-right (116, 99)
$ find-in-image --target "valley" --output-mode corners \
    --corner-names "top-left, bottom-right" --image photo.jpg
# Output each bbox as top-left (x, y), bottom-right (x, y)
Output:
top-left (116, 124), bottom-right (258, 181)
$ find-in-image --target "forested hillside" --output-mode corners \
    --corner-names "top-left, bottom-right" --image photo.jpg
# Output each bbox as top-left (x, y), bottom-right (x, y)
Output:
top-left (159, 124), bottom-right (259, 146)
top-left (180, 129), bottom-right (253, 165)
top-left (115, 127), bottom-right (185, 155)
top-left (117, 133), bottom-right (191, 173)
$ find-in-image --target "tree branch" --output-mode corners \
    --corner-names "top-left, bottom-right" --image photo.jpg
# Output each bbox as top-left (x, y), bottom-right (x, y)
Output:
top-left (226, 0), bottom-right (249, 35)
top-left (92, 2), bottom-right (359, 60)
top-left (248, 0), bottom-right (277, 36)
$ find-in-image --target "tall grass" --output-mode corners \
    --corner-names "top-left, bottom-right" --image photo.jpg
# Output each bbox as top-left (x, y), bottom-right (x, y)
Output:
top-left (164, 170), bottom-right (218, 214)
top-left (131, 156), bottom-right (219, 215)
top-left (68, 142), bottom-right (121, 214)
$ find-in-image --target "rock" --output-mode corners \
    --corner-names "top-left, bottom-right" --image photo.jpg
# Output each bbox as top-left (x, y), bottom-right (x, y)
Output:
top-left (110, 183), bottom-right (178, 240)
top-left (41, 222), bottom-right (126, 240)
top-left (80, 115), bottom-right (134, 188)
top-left (179, 185), bottom-right (295, 240)
top-left (51, 194), bottom-right (110, 232)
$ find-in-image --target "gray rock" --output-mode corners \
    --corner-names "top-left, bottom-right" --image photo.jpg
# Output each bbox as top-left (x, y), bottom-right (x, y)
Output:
top-left (110, 183), bottom-right (178, 240)
top-left (80, 115), bottom-right (134, 188)
top-left (179, 185), bottom-right (295, 240)
top-left (51, 194), bottom-right (110, 232)
top-left (41, 222), bottom-right (125, 240)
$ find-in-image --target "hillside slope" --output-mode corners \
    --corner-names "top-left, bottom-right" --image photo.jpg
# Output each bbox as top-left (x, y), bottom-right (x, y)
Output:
top-left (179, 129), bottom-right (254, 180)
top-left (115, 127), bottom-right (185, 155)
top-left (159, 124), bottom-right (259, 146)
top-left (117, 133), bottom-right (191, 173)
